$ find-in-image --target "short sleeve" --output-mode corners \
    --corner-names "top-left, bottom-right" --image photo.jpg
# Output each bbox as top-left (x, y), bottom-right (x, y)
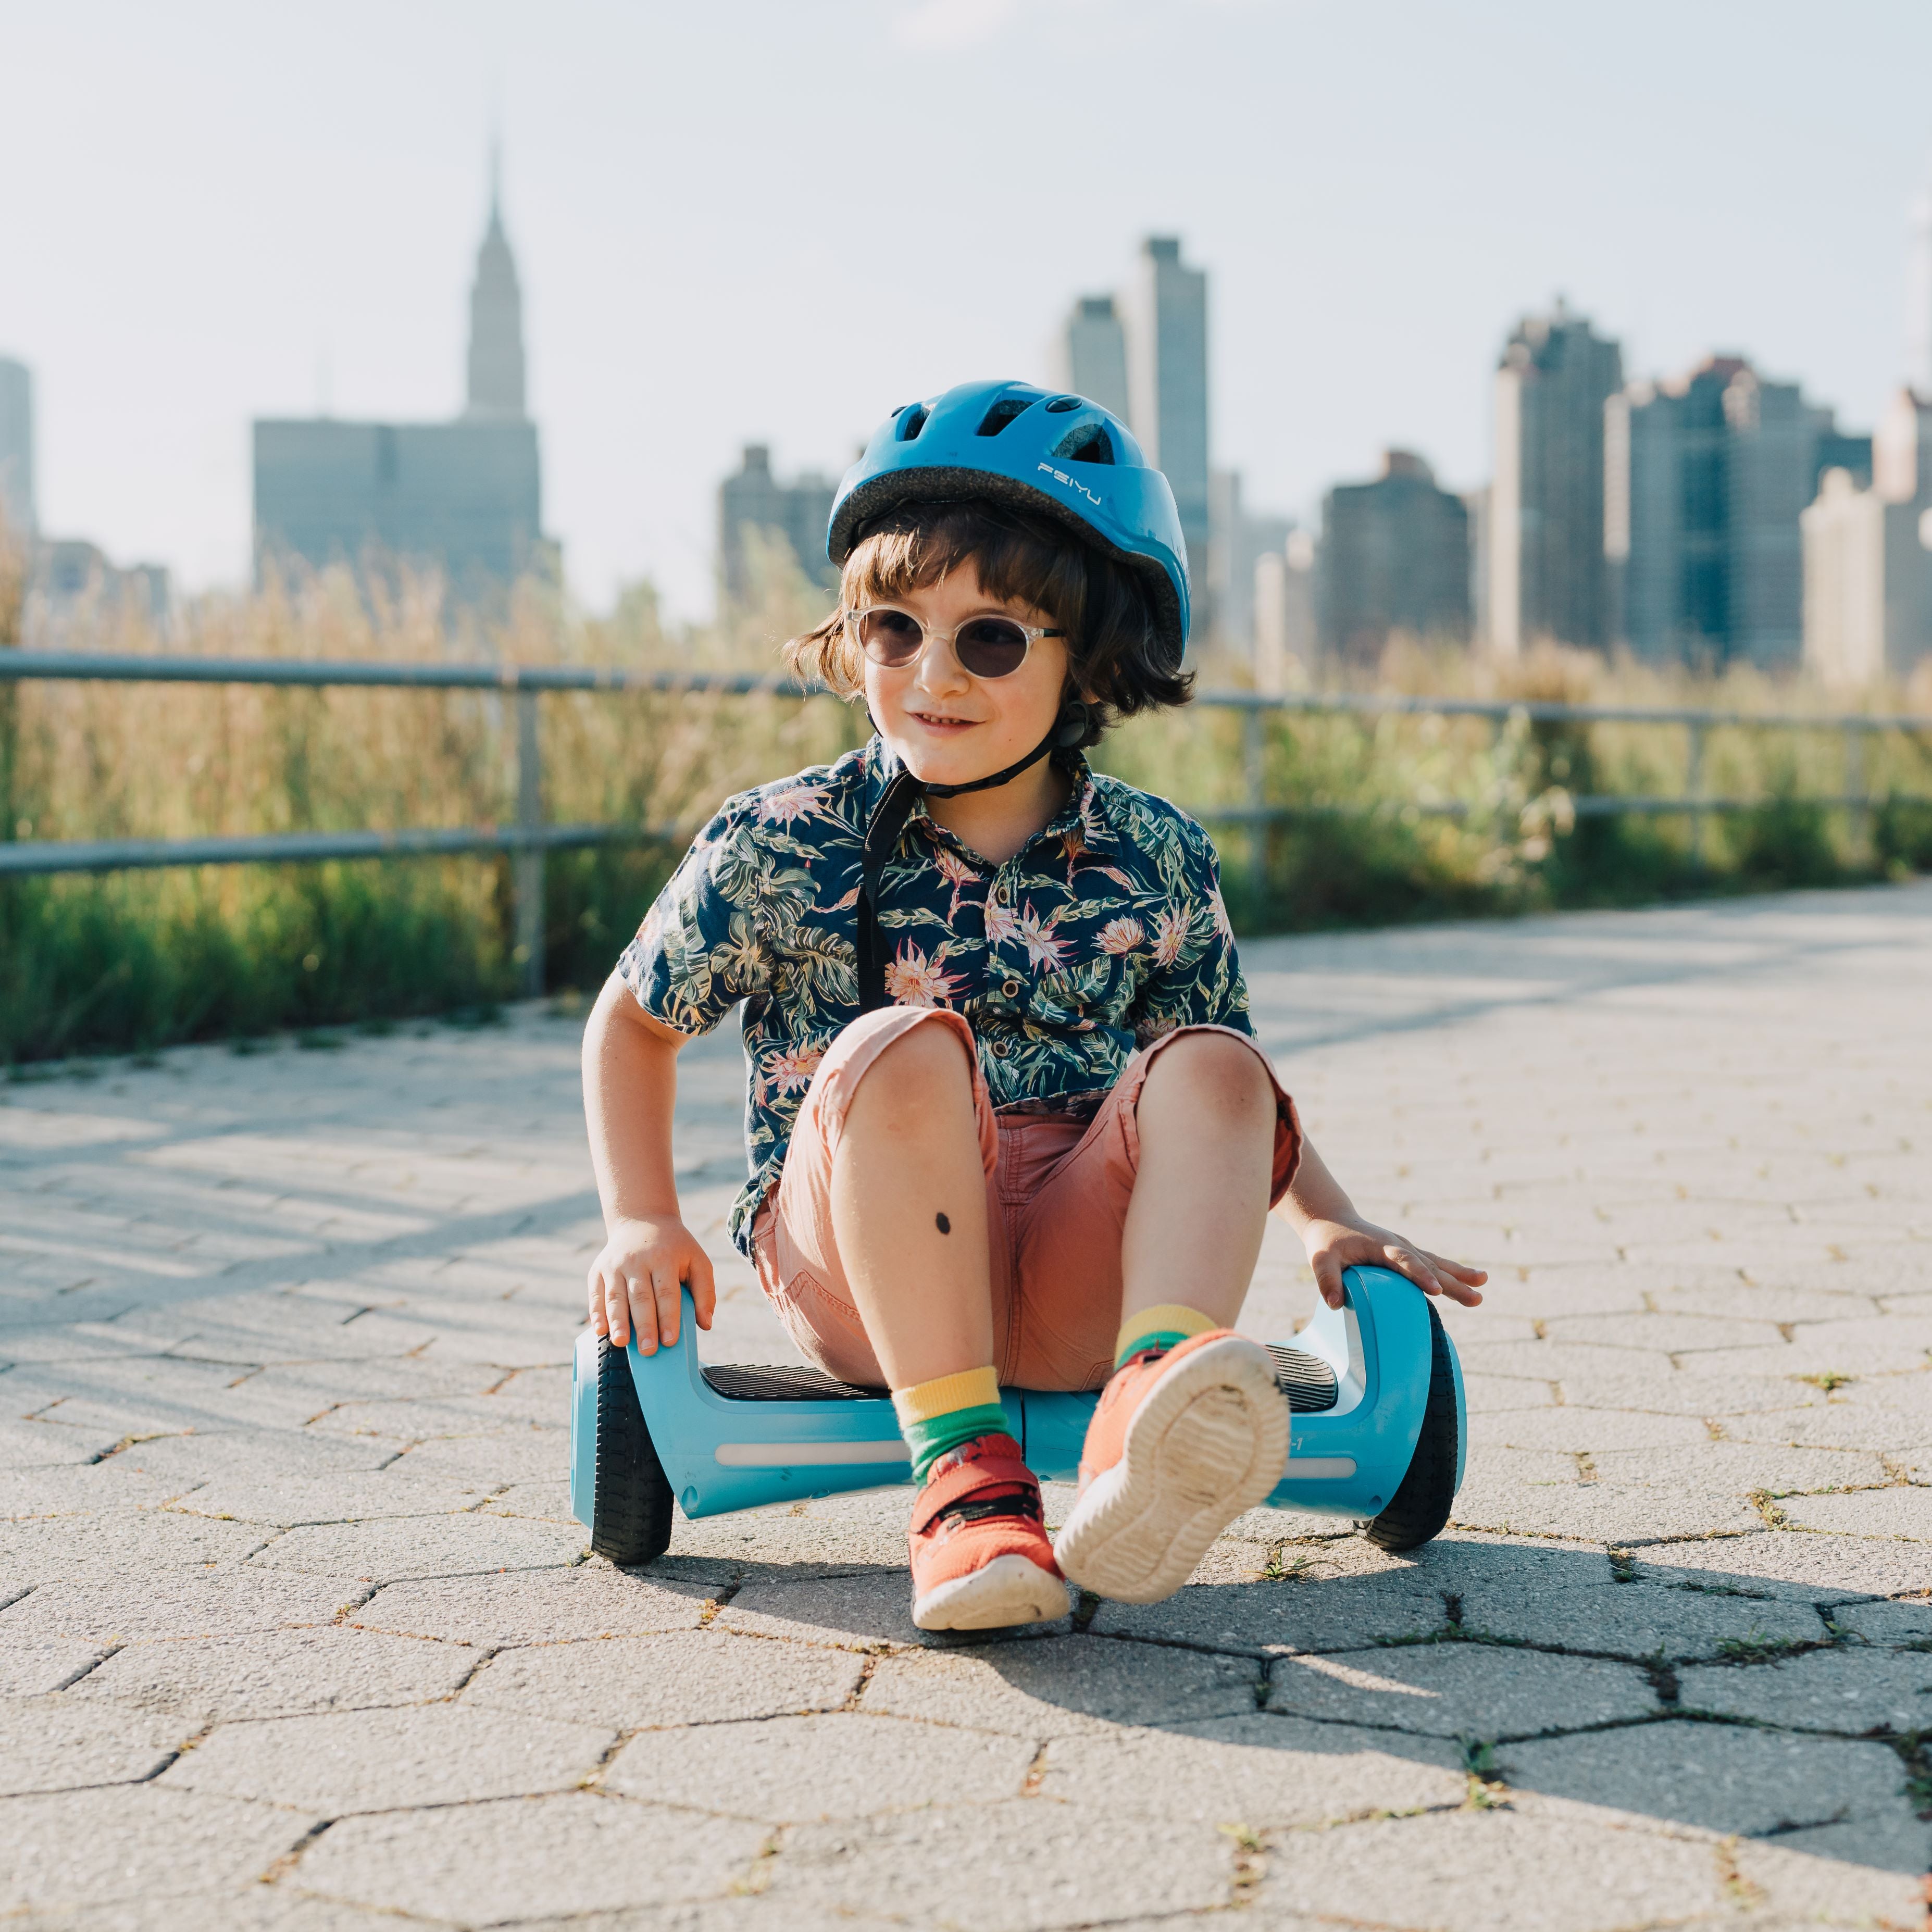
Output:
top-left (617, 799), bottom-right (774, 1036)
top-left (1133, 817), bottom-right (1252, 1042)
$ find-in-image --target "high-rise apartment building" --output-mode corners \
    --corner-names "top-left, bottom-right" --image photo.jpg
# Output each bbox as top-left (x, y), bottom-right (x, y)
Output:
top-left (0, 357), bottom-right (33, 539)
top-left (1317, 450), bottom-right (1470, 662)
top-left (1057, 296), bottom-right (1130, 421)
top-left (1489, 305), bottom-right (1623, 654)
top-left (1612, 355), bottom-right (1868, 668)
top-left (254, 160), bottom-right (552, 594)
top-left (1802, 388), bottom-right (1932, 685)
top-left (717, 445), bottom-right (839, 603)
top-left (1206, 469), bottom-right (1291, 651)
top-left (1124, 237), bottom-right (1210, 600)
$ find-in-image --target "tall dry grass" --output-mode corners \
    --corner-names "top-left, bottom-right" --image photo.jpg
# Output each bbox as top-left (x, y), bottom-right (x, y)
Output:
top-left (3, 534), bottom-right (1929, 1063)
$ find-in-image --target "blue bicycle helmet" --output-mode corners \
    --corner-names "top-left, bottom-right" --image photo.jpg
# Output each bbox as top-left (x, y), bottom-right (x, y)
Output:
top-left (827, 379), bottom-right (1190, 662)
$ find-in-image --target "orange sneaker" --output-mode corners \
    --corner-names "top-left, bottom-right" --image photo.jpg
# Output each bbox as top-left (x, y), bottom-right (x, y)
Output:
top-left (907, 1434), bottom-right (1070, 1632)
top-left (1053, 1331), bottom-right (1288, 1605)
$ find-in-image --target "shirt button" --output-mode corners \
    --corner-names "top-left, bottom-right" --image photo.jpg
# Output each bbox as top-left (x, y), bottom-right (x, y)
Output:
top-left (1002, 978), bottom-right (1021, 1000)
top-left (994, 883), bottom-right (1011, 905)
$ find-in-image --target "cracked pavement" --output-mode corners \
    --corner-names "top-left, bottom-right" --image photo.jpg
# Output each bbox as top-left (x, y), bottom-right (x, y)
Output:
top-left (1, 881), bottom-right (1928, 1930)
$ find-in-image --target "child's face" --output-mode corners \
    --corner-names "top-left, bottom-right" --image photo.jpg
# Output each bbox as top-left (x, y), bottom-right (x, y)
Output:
top-left (859, 563), bottom-right (1071, 787)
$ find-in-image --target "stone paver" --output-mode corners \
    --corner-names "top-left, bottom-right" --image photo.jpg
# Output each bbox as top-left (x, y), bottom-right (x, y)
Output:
top-left (0, 1694), bottom-right (184, 1795)
top-left (1266, 1641), bottom-right (1660, 1738)
top-left (1677, 1646), bottom-right (1932, 1731)
top-left (349, 1562), bottom-right (715, 1646)
top-left (0, 1785), bottom-right (318, 1914)
top-left (1248, 1808), bottom-right (1732, 1930)
top-left (67, 1625), bottom-right (478, 1721)
top-left (607, 1710), bottom-right (1038, 1822)
top-left (461, 1627), bottom-right (865, 1728)
top-left (294, 1792), bottom-right (768, 1924)
top-left (861, 1634), bottom-right (1261, 1734)
top-left (1038, 1712), bottom-right (1466, 1823)
top-left (1499, 1721), bottom-right (1918, 1836)
top-left (2, 884), bottom-right (1928, 1924)
top-left (161, 1702), bottom-right (615, 1812)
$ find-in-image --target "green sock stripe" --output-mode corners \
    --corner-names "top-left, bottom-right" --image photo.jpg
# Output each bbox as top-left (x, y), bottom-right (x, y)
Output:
top-left (905, 1401), bottom-right (1012, 1483)
top-left (1115, 1327), bottom-right (1191, 1369)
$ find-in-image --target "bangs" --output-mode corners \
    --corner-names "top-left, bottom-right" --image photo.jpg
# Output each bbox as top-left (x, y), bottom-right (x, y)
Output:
top-left (841, 504), bottom-right (1082, 626)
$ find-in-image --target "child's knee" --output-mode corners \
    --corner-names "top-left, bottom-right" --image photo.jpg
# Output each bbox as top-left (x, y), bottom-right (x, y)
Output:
top-left (1143, 1030), bottom-right (1275, 1123)
top-left (849, 1014), bottom-right (976, 1118)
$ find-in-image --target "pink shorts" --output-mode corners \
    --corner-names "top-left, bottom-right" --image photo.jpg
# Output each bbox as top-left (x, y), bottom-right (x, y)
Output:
top-left (749, 1007), bottom-right (1302, 1392)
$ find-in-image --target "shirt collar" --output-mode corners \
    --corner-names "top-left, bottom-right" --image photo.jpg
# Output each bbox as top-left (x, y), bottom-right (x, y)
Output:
top-left (861, 734), bottom-right (1125, 862)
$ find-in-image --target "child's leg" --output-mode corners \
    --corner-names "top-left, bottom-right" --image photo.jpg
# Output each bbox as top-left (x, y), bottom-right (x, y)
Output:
top-left (1047, 1026), bottom-right (1298, 1604)
top-left (825, 1014), bottom-right (1065, 1629)
top-left (1119, 1029), bottom-right (1279, 1332)
top-left (828, 1016), bottom-right (994, 1387)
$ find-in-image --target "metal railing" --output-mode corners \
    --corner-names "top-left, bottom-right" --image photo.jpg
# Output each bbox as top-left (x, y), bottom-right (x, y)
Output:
top-left (3, 649), bottom-right (1928, 996)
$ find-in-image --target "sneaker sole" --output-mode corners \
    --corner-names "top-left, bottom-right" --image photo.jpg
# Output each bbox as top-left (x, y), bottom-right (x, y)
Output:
top-left (912, 1553), bottom-right (1071, 1632)
top-left (1053, 1335), bottom-right (1289, 1605)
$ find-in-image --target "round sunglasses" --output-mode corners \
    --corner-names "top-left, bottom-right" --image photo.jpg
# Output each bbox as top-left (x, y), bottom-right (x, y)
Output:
top-left (845, 605), bottom-right (1064, 681)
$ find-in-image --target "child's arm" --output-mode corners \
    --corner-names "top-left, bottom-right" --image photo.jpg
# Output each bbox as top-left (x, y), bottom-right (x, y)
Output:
top-left (1275, 1133), bottom-right (1487, 1312)
top-left (582, 971), bottom-right (715, 1355)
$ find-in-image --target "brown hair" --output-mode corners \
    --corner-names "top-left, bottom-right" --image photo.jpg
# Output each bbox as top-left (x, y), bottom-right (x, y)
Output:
top-left (784, 499), bottom-right (1191, 747)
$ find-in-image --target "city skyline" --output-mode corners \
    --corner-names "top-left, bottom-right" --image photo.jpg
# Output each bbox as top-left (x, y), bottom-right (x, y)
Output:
top-left (4, 2), bottom-right (1932, 617)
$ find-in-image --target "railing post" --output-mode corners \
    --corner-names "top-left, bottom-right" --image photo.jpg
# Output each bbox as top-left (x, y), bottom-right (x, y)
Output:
top-left (1243, 705), bottom-right (1268, 921)
top-left (514, 689), bottom-right (544, 999)
top-left (1843, 722), bottom-right (1867, 856)
top-left (1686, 720), bottom-right (1707, 874)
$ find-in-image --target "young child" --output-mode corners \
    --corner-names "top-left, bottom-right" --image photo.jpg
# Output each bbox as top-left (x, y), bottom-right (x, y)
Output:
top-left (582, 381), bottom-right (1484, 1631)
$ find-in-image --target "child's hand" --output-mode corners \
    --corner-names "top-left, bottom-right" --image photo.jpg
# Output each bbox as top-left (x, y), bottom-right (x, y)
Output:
top-left (1299, 1215), bottom-right (1486, 1312)
top-left (586, 1215), bottom-right (717, 1354)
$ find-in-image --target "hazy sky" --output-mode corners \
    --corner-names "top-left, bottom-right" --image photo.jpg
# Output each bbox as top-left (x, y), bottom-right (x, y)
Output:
top-left (5, 0), bottom-right (1931, 617)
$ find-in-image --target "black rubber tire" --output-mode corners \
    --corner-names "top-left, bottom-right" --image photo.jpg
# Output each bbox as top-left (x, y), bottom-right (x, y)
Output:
top-left (1364, 1301), bottom-right (1460, 1553)
top-left (589, 1336), bottom-right (676, 1568)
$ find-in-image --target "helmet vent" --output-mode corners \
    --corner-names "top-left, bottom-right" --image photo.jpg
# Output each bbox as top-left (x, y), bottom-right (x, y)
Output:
top-left (897, 404), bottom-right (930, 441)
top-left (975, 396), bottom-right (1034, 437)
top-left (1054, 424), bottom-right (1115, 466)
top-left (1043, 396), bottom-right (1081, 413)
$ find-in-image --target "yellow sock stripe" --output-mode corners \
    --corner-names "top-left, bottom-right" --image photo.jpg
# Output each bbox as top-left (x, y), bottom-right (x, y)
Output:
top-left (891, 1365), bottom-right (1002, 1429)
top-left (1114, 1303), bottom-right (1218, 1362)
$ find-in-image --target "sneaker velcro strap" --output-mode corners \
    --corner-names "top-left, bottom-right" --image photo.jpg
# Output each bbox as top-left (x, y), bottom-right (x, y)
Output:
top-left (909, 1444), bottom-right (1038, 1537)
top-left (934, 1490), bottom-right (1043, 1530)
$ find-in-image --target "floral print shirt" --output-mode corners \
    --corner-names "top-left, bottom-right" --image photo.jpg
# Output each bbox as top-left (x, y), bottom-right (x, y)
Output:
top-left (618, 738), bottom-right (1251, 1256)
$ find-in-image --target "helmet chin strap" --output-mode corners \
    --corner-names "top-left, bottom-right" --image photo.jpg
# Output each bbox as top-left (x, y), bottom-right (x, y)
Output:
top-left (856, 702), bottom-right (1089, 1013)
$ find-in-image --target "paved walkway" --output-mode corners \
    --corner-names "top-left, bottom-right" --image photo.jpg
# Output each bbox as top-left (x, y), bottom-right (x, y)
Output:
top-left (2, 883), bottom-right (1929, 1931)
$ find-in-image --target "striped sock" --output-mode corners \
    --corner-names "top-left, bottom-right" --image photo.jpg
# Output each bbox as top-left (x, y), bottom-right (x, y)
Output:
top-left (1114, 1302), bottom-right (1218, 1369)
top-left (891, 1366), bottom-right (1009, 1484)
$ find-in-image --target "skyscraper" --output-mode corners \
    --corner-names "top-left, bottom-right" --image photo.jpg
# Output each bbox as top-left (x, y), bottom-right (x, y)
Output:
top-left (1489, 304), bottom-right (1623, 654)
top-left (467, 147), bottom-right (526, 418)
top-left (717, 445), bottom-right (838, 602)
top-left (1317, 450), bottom-right (1471, 662)
top-left (1613, 355), bottom-right (1867, 668)
top-left (1802, 388), bottom-right (1932, 685)
top-left (1207, 469), bottom-right (1291, 650)
top-left (1057, 296), bottom-right (1130, 421)
top-left (0, 357), bottom-right (33, 539)
top-left (1124, 236), bottom-right (1210, 600)
top-left (254, 155), bottom-right (552, 594)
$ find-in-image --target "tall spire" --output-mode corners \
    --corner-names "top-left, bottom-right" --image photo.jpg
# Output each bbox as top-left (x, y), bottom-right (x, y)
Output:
top-left (466, 139), bottom-right (526, 418)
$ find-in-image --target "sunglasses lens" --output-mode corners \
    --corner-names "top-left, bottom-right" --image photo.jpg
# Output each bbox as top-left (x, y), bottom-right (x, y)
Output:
top-left (856, 609), bottom-right (924, 666)
top-left (954, 617), bottom-right (1030, 679)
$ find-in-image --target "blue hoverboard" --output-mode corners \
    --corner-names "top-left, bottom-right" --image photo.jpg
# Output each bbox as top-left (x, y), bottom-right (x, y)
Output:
top-left (570, 1266), bottom-right (1465, 1568)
